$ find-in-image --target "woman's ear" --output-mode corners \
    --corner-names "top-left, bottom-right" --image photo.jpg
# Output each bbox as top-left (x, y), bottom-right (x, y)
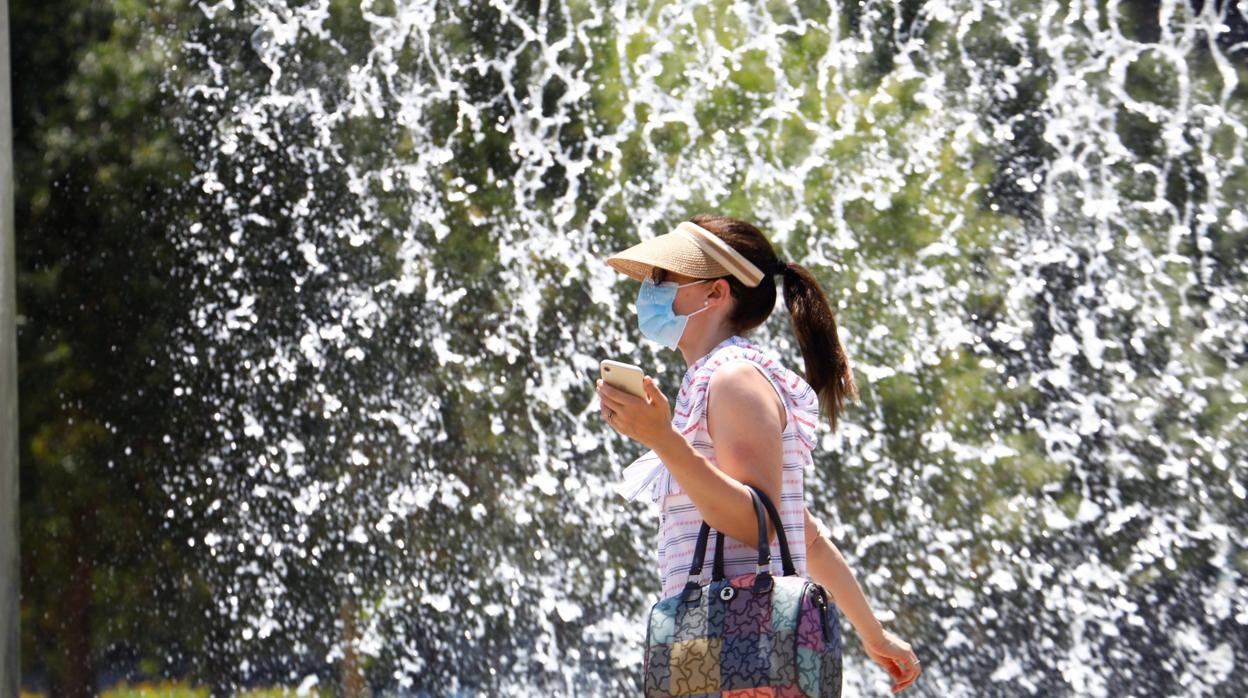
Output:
top-left (709, 278), bottom-right (732, 306)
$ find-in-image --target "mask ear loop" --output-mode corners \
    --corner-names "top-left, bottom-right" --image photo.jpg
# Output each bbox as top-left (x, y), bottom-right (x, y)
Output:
top-left (686, 280), bottom-right (717, 318)
top-left (684, 299), bottom-right (711, 319)
top-left (695, 277), bottom-right (727, 313)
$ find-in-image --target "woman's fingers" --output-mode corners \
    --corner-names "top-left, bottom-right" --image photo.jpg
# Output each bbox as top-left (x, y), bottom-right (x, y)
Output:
top-left (596, 380), bottom-right (640, 434)
top-left (886, 658), bottom-right (906, 681)
top-left (595, 379), bottom-right (626, 405)
top-left (866, 642), bottom-right (904, 674)
top-left (597, 389), bottom-right (621, 411)
top-left (863, 630), bottom-right (921, 693)
top-left (892, 657), bottom-right (921, 692)
top-left (869, 653), bottom-right (904, 681)
top-left (642, 375), bottom-right (665, 405)
top-left (597, 380), bottom-right (648, 413)
top-left (595, 381), bottom-right (620, 409)
top-left (596, 375), bottom-right (674, 449)
top-left (598, 393), bottom-right (627, 421)
top-left (895, 672), bottom-right (919, 692)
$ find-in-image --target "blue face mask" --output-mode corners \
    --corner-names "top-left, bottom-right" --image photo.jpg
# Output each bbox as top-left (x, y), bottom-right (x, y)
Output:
top-left (635, 278), bottom-right (712, 349)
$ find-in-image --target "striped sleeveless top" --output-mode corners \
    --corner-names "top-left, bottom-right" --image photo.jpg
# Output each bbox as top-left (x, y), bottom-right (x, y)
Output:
top-left (614, 335), bottom-right (821, 599)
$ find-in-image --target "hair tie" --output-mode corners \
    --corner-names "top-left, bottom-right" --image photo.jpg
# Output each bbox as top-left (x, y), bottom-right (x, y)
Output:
top-left (769, 258), bottom-right (788, 276)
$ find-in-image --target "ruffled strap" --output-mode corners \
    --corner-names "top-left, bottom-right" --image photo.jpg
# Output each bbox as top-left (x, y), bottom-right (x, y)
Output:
top-left (680, 342), bottom-right (820, 451)
top-left (613, 448), bottom-right (665, 501)
top-left (615, 336), bottom-right (820, 503)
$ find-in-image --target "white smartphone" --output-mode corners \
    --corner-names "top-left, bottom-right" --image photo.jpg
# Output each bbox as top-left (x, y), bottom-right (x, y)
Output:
top-left (600, 359), bottom-right (646, 398)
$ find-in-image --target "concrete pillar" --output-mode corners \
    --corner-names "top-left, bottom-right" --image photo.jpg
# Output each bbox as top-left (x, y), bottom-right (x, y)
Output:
top-left (0, 0), bottom-right (19, 693)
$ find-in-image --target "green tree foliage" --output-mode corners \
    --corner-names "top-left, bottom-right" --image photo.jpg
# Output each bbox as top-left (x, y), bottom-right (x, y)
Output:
top-left (13, 0), bottom-right (201, 693)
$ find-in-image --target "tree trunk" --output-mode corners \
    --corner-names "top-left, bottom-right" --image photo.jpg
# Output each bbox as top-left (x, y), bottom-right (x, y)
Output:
top-left (58, 505), bottom-right (95, 698)
top-left (340, 595), bottom-right (364, 698)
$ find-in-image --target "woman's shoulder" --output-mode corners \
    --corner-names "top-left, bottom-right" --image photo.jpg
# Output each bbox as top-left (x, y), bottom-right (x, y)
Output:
top-left (684, 336), bottom-right (820, 449)
top-left (690, 336), bottom-right (797, 387)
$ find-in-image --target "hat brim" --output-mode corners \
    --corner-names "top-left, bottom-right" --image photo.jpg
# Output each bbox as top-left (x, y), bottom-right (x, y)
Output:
top-left (606, 232), bottom-right (733, 282)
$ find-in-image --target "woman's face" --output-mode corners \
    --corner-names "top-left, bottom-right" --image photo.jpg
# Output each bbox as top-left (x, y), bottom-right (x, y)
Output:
top-left (652, 268), bottom-right (727, 320)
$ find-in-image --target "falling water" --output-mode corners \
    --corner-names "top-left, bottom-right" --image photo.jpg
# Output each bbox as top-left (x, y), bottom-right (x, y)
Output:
top-left (162, 0), bottom-right (1246, 694)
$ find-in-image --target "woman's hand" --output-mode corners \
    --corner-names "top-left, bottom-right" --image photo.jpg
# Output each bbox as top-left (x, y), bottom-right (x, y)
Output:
top-left (864, 628), bottom-right (922, 693)
top-left (596, 376), bottom-right (677, 451)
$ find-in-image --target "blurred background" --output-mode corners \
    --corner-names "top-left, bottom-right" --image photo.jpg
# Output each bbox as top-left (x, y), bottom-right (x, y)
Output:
top-left (10, 0), bottom-right (1247, 694)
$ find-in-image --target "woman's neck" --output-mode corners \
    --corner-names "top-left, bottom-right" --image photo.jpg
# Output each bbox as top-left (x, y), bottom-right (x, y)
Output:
top-left (678, 326), bottom-right (737, 368)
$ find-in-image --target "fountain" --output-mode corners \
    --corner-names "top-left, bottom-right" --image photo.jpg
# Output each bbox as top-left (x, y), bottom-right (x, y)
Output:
top-left (134, 0), bottom-right (1248, 693)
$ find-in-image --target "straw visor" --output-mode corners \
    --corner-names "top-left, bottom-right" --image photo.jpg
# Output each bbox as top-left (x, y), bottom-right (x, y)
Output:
top-left (607, 221), bottom-right (765, 287)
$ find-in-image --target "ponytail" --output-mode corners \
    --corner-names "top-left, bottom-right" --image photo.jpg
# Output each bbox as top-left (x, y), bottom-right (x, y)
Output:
top-left (779, 262), bottom-right (859, 433)
top-left (686, 213), bottom-right (860, 432)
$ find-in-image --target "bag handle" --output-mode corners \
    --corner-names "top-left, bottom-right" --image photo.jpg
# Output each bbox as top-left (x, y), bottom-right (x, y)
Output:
top-left (686, 487), bottom-right (766, 581)
top-left (712, 530), bottom-right (726, 581)
top-left (682, 484), bottom-right (797, 600)
top-left (749, 485), bottom-right (798, 577)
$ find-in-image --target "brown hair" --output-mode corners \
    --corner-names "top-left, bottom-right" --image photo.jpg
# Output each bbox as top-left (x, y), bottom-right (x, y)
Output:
top-left (677, 214), bottom-right (860, 432)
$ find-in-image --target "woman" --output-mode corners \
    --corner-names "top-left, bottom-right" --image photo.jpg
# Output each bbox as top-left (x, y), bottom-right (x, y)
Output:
top-left (595, 214), bottom-right (922, 694)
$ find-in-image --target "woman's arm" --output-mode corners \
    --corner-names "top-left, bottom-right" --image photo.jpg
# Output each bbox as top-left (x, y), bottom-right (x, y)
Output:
top-left (650, 361), bottom-right (787, 545)
top-left (648, 426), bottom-right (774, 546)
top-left (803, 506), bottom-right (885, 645)
top-left (806, 505), bottom-right (924, 692)
top-left (595, 364), bottom-right (786, 546)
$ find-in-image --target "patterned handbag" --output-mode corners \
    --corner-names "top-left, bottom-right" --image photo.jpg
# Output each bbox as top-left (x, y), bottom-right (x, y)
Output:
top-left (643, 484), bottom-right (843, 697)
